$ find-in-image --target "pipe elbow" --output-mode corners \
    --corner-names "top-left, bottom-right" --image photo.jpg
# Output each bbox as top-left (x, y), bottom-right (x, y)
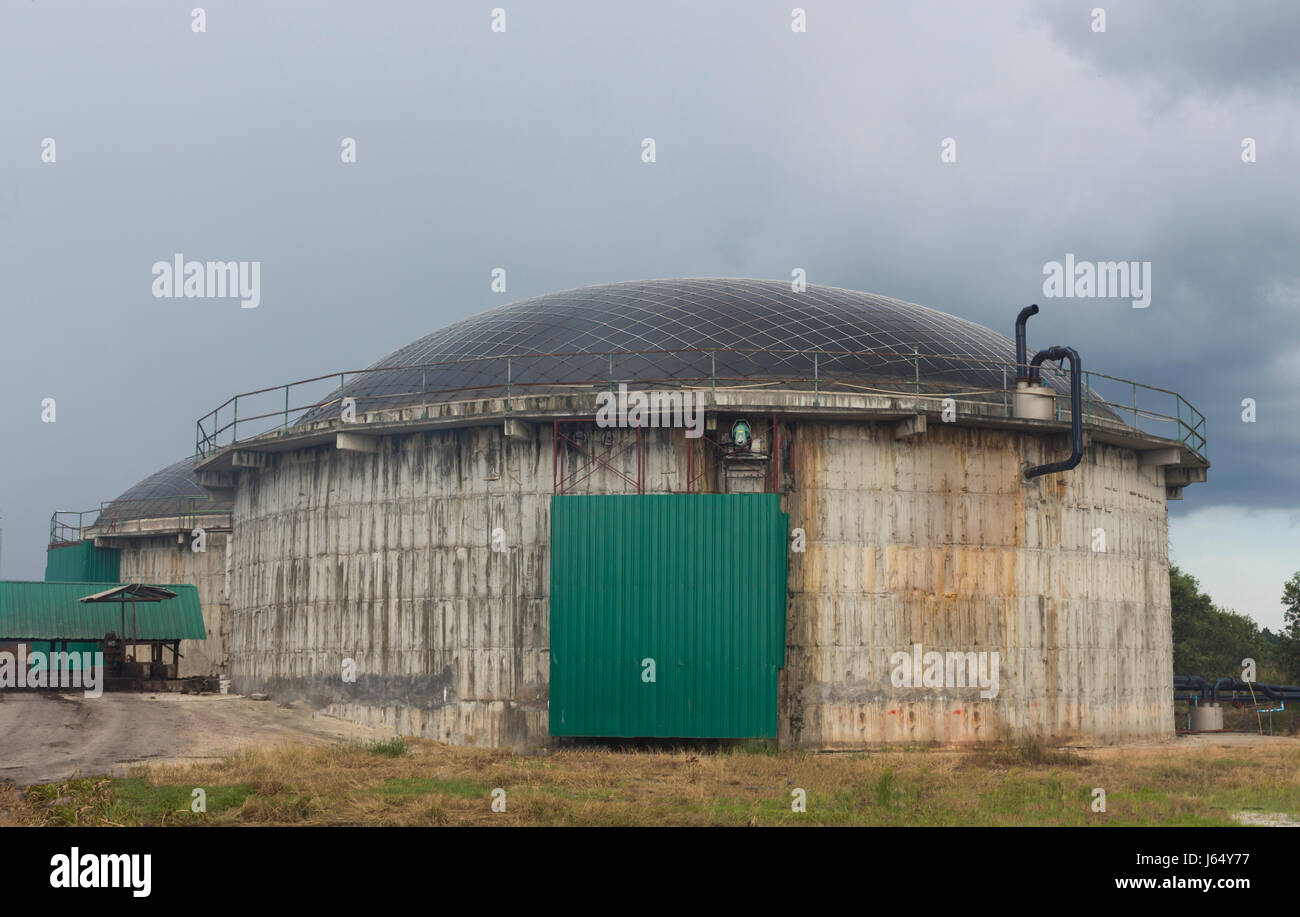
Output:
top-left (1022, 345), bottom-right (1084, 479)
top-left (1015, 305), bottom-right (1040, 378)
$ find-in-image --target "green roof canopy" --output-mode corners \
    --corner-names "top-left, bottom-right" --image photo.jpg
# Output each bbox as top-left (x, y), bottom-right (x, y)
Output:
top-left (79, 583), bottom-right (179, 604)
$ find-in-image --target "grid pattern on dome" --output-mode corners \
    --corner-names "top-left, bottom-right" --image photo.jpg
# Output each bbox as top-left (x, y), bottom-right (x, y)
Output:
top-left (298, 278), bottom-right (1077, 423)
top-left (99, 456), bottom-right (232, 524)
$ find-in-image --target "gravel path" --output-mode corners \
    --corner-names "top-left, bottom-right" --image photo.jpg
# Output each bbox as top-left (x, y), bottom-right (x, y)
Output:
top-left (0, 692), bottom-right (392, 786)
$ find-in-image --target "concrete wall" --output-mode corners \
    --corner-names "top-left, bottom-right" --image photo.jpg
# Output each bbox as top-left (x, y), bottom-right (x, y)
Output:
top-left (227, 425), bottom-right (693, 747)
top-left (116, 533), bottom-right (231, 677)
top-left (782, 422), bottom-right (1172, 747)
top-left (226, 419), bottom-right (1172, 747)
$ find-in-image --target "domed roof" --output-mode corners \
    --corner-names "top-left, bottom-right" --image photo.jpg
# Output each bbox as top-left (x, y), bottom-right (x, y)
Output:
top-left (300, 278), bottom-right (1077, 422)
top-left (98, 456), bottom-right (232, 525)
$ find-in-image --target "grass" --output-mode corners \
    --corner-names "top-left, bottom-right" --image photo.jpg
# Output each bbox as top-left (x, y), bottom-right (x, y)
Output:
top-left (2, 736), bottom-right (1298, 826)
top-left (365, 737), bottom-right (408, 757)
top-left (17, 777), bottom-right (255, 826)
top-left (970, 736), bottom-right (1085, 768)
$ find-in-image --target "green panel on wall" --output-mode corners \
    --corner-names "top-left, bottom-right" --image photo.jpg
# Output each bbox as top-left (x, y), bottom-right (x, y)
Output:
top-left (44, 540), bottom-right (120, 583)
top-left (27, 641), bottom-right (100, 670)
top-left (550, 494), bottom-right (788, 739)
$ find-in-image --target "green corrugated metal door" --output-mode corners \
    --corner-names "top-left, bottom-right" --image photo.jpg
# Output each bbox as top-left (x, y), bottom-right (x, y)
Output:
top-left (550, 494), bottom-right (788, 738)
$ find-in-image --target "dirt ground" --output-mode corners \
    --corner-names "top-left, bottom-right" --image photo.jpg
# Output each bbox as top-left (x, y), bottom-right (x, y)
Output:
top-left (4, 689), bottom-right (1295, 790)
top-left (0, 691), bottom-right (392, 787)
top-left (3, 695), bottom-right (1297, 824)
top-left (1081, 730), bottom-right (1300, 753)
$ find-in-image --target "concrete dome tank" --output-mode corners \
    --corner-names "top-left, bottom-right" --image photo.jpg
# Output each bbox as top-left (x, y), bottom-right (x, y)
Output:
top-left (84, 456), bottom-right (233, 677)
top-left (196, 279), bottom-right (1208, 748)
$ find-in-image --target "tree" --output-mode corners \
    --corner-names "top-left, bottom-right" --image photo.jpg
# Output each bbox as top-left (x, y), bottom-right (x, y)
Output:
top-left (1170, 566), bottom-right (1280, 680)
top-left (1281, 572), bottom-right (1300, 682)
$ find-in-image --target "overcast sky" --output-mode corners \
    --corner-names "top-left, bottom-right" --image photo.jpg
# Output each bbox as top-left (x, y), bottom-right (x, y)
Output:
top-left (1, 1), bottom-right (1296, 628)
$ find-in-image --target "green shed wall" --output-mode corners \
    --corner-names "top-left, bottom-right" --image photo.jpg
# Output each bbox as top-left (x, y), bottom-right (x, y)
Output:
top-left (0, 581), bottom-right (206, 641)
top-left (44, 540), bottom-right (120, 584)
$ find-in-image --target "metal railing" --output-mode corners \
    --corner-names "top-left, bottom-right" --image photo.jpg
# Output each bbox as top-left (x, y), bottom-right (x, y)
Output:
top-left (49, 496), bottom-right (231, 546)
top-left (194, 348), bottom-right (1208, 462)
top-left (49, 510), bottom-right (96, 546)
top-left (1038, 363), bottom-right (1207, 458)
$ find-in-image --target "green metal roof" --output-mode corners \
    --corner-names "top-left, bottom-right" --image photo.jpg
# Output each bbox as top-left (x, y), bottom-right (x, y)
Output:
top-left (0, 581), bottom-right (206, 641)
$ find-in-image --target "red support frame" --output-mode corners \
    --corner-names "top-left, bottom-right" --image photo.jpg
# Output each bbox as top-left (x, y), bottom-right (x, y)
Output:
top-left (552, 414), bottom-right (784, 496)
top-left (553, 418), bottom-right (645, 495)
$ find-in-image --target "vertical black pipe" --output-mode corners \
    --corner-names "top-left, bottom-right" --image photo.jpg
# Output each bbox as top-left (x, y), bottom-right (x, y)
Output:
top-left (1015, 304), bottom-right (1039, 380)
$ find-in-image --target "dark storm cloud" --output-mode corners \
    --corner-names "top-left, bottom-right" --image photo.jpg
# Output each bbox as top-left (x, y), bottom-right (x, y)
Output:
top-left (1, 0), bottom-right (1297, 584)
top-left (1026, 0), bottom-right (1300, 505)
top-left (1035, 0), bottom-right (1300, 96)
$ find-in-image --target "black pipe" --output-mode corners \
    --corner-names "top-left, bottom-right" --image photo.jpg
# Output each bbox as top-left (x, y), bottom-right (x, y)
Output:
top-left (1015, 304), bottom-right (1039, 380)
top-left (1211, 677), bottom-right (1234, 702)
top-left (1175, 675), bottom-right (1211, 698)
top-left (1023, 345), bottom-right (1083, 479)
top-left (1252, 683), bottom-right (1285, 701)
top-left (1176, 675), bottom-right (1300, 702)
top-left (1204, 677), bottom-right (1300, 702)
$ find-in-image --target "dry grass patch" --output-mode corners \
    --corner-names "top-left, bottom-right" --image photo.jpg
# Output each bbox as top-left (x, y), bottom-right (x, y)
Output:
top-left (2, 735), bottom-right (1298, 826)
